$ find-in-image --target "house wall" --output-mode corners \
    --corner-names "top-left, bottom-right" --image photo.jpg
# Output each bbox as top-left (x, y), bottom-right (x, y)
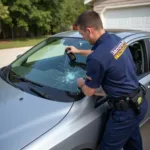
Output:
top-left (94, 0), bottom-right (150, 13)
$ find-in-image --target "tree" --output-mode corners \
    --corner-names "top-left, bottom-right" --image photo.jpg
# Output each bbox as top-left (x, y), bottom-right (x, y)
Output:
top-left (0, 2), bottom-right (9, 34)
top-left (0, 0), bottom-right (88, 39)
top-left (51, 0), bottom-right (87, 33)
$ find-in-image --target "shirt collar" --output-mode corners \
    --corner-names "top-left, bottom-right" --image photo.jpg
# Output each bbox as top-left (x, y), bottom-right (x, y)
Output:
top-left (92, 31), bottom-right (109, 50)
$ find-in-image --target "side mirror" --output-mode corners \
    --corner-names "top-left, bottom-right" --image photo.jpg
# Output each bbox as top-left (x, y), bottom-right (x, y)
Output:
top-left (16, 54), bottom-right (22, 59)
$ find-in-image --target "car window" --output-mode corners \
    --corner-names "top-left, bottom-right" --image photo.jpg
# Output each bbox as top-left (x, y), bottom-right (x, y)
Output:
top-left (128, 40), bottom-right (146, 76)
top-left (11, 37), bottom-right (92, 93)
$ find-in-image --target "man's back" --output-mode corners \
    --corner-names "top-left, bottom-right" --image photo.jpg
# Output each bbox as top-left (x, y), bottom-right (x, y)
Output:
top-left (86, 32), bottom-right (139, 97)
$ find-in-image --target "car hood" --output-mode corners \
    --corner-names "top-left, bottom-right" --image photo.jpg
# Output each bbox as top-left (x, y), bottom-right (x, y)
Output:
top-left (0, 77), bottom-right (73, 150)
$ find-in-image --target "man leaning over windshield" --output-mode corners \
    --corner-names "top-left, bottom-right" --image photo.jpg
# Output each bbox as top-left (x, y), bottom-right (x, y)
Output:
top-left (66, 10), bottom-right (148, 150)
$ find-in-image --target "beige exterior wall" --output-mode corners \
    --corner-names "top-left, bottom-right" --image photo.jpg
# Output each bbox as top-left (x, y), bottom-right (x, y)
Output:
top-left (94, 0), bottom-right (150, 13)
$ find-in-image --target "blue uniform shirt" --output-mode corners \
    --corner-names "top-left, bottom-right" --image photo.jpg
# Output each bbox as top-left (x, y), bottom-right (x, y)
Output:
top-left (85, 32), bottom-right (139, 98)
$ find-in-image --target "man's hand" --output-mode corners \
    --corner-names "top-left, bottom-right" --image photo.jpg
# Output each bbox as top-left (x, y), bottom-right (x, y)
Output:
top-left (66, 46), bottom-right (80, 54)
top-left (77, 78), bottom-right (95, 96)
top-left (77, 78), bottom-right (85, 88)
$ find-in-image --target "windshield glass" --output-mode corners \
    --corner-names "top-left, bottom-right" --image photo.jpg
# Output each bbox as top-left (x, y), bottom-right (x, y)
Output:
top-left (10, 37), bottom-right (92, 95)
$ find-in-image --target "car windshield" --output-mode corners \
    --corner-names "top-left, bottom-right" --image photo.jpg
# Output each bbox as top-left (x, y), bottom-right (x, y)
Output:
top-left (10, 37), bottom-right (92, 97)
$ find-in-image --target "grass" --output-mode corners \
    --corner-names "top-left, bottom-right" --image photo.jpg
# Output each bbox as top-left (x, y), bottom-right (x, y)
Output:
top-left (0, 36), bottom-right (49, 49)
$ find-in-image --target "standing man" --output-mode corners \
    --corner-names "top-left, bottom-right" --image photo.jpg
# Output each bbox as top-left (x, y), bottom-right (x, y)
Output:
top-left (66, 10), bottom-right (148, 150)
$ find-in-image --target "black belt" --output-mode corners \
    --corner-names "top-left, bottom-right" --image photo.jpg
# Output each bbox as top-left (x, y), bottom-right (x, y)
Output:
top-left (107, 85), bottom-right (146, 113)
top-left (108, 87), bottom-right (139, 103)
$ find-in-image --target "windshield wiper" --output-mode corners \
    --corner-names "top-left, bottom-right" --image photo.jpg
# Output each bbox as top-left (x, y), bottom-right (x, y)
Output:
top-left (29, 86), bottom-right (53, 100)
top-left (9, 70), bottom-right (43, 87)
top-left (8, 69), bottom-right (53, 99)
top-left (2, 66), bottom-right (25, 91)
top-left (18, 77), bottom-right (43, 87)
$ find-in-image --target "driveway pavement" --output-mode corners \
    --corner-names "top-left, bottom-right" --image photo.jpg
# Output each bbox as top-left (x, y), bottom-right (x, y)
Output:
top-left (0, 46), bottom-right (32, 68)
top-left (141, 120), bottom-right (150, 150)
top-left (0, 47), bottom-right (149, 149)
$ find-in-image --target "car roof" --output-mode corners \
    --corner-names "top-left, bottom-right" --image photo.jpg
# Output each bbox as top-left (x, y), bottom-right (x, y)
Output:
top-left (53, 29), bottom-right (150, 39)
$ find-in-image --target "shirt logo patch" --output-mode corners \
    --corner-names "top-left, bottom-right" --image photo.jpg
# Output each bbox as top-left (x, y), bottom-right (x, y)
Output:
top-left (110, 41), bottom-right (127, 59)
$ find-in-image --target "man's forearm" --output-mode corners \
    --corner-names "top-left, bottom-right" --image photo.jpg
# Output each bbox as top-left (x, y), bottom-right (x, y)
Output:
top-left (78, 50), bottom-right (93, 57)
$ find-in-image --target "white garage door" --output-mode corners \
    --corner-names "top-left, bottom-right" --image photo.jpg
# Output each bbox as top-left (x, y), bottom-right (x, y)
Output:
top-left (101, 3), bottom-right (150, 32)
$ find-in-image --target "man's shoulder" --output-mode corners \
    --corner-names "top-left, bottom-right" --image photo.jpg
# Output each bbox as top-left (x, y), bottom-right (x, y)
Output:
top-left (96, 34), bottom-right (121, 51)
top-left (88, 33), bottom-right (124, 64)
top-left (110, 33), bottom-right (121, 40)
top-left (105, 33), bottom-right (122, 46)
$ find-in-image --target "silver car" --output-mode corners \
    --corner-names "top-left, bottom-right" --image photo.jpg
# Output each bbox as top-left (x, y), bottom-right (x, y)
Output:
top-left (0, 30), bottom-right (150, 150)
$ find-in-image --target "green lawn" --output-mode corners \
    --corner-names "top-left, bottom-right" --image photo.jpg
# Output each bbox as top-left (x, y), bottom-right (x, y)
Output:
top-left (0, 36), bottom-right (49, 49)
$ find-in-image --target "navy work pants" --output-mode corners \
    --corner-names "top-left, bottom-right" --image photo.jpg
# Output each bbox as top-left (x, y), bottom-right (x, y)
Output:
top-left (100, 99), bottom-right (148, 150)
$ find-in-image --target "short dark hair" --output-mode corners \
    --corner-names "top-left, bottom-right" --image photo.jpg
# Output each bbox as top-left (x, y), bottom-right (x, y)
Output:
top-left (75, 10), bottom-right (103, 31)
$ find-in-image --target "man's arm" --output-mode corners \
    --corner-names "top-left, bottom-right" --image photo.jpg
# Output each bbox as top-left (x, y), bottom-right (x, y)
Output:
top-left (77, 78), bottom-right (106, 97)
top-left (77, 58), bottom-right (105, 97)
top-left (77, 78), bottom-right (96, 96)
top-left (66, 46), bottom-right (92, 57)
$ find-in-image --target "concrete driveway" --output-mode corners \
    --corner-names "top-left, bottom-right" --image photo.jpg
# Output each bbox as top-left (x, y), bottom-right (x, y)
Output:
top-left (0, 47), bottom-right (149, 149)
top-left (0, 46), bottom-right (32, 68)
top-left (141, 120), bottom-right (150, 150)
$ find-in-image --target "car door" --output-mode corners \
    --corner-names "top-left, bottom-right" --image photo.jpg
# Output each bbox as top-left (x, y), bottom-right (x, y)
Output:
top-left (126, 37), bottom-right (150, 125)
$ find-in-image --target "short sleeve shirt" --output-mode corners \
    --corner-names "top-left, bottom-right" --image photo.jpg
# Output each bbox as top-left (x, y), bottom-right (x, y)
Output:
top-left (85, 31), bottom-right (139, 98)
